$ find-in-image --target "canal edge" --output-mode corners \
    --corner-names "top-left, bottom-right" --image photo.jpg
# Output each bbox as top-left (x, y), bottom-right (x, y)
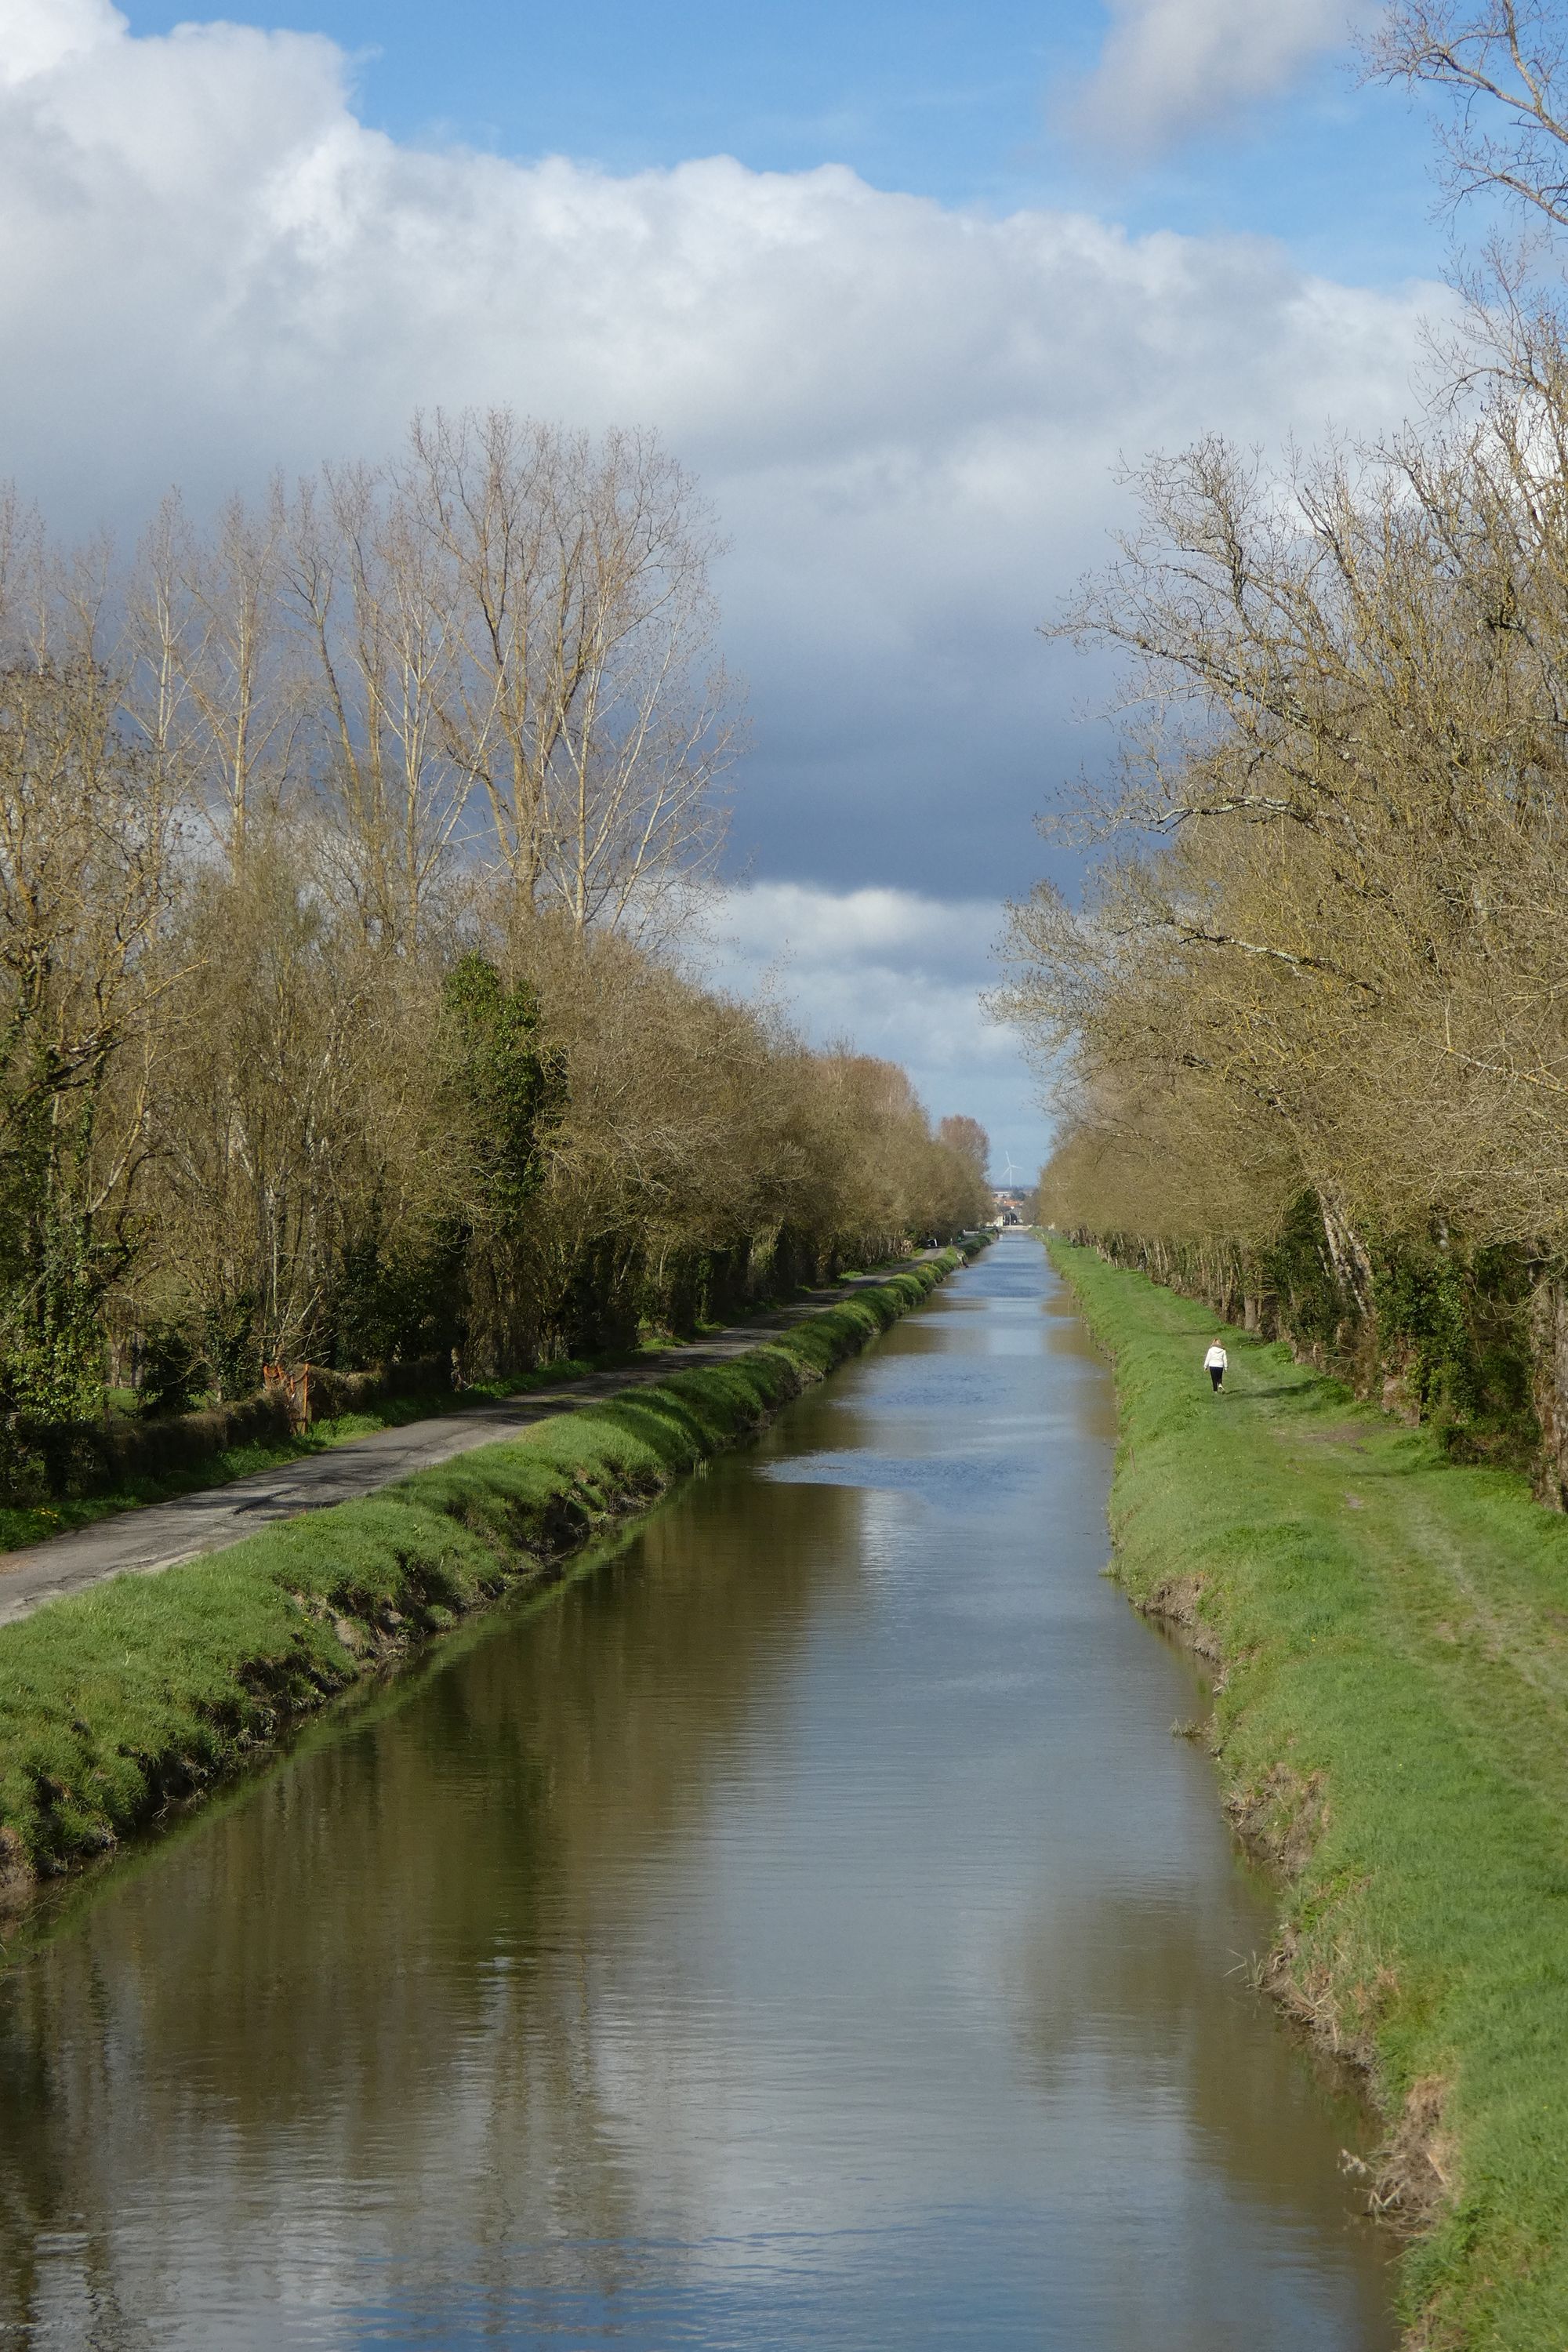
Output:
top-left (1044, 1231), bottom-right (1461, 2347)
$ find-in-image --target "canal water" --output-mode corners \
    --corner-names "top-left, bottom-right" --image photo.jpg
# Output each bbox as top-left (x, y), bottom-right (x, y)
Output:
top-left (0, 1236), bottom-right (1396, 2349)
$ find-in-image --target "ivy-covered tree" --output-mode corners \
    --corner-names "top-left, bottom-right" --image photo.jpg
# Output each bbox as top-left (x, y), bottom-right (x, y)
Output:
top-left (440, 953), bottom-right (566, 1373)
top-left (442, 955), bottom-right (565, 1233)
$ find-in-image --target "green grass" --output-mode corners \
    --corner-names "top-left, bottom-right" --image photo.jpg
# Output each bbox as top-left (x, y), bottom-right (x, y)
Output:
top-left (0, 1256), bottom-right (957, 1904)
top-left (1050, 1238), bottom-right (1568, 2352)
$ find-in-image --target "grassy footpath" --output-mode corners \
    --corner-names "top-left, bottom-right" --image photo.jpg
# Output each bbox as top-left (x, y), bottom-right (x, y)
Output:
top-left (0, 1255), bottom-right (960, 1904)
top-left (1051, 1240), bottom-right (1568, 2351)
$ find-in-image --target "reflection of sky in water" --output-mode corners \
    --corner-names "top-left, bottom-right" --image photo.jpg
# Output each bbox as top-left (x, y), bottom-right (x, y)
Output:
top-left (758, 1446), bottom-right (1031, 1511)
top-left (0, 1239), bottom-right (1395, 2352)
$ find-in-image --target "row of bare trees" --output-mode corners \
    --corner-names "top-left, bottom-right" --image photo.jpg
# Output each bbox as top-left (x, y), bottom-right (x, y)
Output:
top-left (103, 406), bottom-right (737, 942)
top-left (0, 412), bottom-right (991, 1481)
top-left (1000, 5), bottom-right (1568, 1480)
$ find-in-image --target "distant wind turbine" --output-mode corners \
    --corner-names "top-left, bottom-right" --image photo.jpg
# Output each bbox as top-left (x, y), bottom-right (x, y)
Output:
top-left (1002, 1152), bottom-right (1020, 1185)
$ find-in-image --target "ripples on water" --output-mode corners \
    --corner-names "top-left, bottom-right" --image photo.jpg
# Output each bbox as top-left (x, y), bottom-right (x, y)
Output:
top-left (0, 1237), bottom-right (1396, 2349)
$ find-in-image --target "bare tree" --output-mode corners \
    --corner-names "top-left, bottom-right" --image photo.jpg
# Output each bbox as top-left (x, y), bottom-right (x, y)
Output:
top-left (124, 488), bottom-right (299, 870)
top-left (0, 555), bottom-right (182, 1414)
top-left (401, 409), bottom-right (739, 938)
top-left (0, 432), bottom-right (989, 1454)
top-left (283, 466), bottom-right (470, 948)
top-left (938, 1114), bottom-right (990, 1181)
top-left (1367, 2), bottom-right (1568, 236)
top-left (1002, 398), bottom-right (1568, 1255)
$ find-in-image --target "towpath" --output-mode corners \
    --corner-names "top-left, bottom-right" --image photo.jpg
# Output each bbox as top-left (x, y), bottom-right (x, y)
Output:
top-left (0, 1262), bottom-right (941, 1630)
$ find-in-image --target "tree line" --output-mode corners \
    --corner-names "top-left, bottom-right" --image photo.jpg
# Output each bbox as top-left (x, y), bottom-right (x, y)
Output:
top-left (0, 408), bottom-right (991, 1493)
top-left (1001, 4), bottom-right (1568, 1494)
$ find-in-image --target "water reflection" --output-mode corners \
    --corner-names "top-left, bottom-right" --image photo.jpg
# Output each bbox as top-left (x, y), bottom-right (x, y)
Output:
top-left (0, 1238), bottom-right (1395, 2349)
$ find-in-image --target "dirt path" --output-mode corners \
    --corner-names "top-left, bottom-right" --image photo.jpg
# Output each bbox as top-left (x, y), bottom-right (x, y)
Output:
top-left (0, 1265), bottom-right (940, 1630)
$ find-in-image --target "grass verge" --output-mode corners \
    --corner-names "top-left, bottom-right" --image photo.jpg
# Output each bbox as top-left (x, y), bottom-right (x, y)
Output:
top-left (1050, 1238), bottom-right (1568, 2352)
top-left (0, 1360), bottom-right (596, 1556)
top-left (0, 1255), bottom-right (960, 1905)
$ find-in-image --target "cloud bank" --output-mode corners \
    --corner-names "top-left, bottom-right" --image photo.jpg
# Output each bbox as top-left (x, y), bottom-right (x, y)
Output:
top-left (0, 0), bottom-right (1443, 904)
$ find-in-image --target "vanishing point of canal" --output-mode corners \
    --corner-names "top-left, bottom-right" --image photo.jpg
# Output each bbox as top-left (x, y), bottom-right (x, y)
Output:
top-left (0, 1237), bottom-right (1396, 2349)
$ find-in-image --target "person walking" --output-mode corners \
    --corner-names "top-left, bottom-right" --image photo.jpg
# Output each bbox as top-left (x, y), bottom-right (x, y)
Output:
top-left (1204, 1341), bottom-right (1228, 1393)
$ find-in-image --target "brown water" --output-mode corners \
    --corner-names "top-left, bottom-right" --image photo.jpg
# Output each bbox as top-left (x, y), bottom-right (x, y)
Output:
top-left (0, 1236), bottom-right (1397, 2350)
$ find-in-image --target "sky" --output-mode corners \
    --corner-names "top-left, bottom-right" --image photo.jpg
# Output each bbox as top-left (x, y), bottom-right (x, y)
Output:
top-left (2, 0), bottom-right (1462, 1178)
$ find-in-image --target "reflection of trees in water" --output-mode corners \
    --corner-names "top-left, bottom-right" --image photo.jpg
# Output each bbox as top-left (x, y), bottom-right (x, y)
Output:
top-left (1004, 1880), bottom-right (1395, 2349)
top-left (1009, 1878), bottom-right (1381, 2221)
top-left (1001, 1891), bottom-right (1392, 2352)
top-left (0, 1468), bottom-right (866, 2341)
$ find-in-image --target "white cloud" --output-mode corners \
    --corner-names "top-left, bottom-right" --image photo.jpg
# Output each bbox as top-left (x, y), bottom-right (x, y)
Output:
top-left (697, 884), bottom-right (1048, 1181)
top-left (1070, 0), bottom-right (1370, 154)
top-left (0, 0), bottom-right (114, 88)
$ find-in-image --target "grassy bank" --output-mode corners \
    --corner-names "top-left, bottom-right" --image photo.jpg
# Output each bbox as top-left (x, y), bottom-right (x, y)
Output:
top-left (1051, 1240), bottom-right (1568, 2350)
top-left (0, 1255), bottom-right (962, 1903)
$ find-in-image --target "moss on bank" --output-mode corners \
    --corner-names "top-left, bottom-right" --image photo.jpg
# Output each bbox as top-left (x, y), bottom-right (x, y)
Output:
top-left (1051, 1238), bottom-right (1568, 2352)
top-left (0, 1256), bottom-right (962, 1900)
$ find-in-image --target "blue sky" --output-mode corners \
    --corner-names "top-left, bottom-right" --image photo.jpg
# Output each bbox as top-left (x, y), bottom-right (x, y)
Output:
top-left (4, 0), bottom-right (1469, 1174)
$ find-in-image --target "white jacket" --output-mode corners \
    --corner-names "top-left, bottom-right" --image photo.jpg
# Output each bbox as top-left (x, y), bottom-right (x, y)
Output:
top-left (1203, 1345), bottom-right (1229, 1370)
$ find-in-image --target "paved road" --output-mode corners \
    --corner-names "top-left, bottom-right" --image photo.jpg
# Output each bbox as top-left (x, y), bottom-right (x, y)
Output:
top-left (0, 1269), bottom-right (941, 1630)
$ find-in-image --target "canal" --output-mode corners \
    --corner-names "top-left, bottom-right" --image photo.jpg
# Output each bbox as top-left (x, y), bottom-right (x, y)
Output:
top-left (0, 1236), bottom-right (1396, 2348)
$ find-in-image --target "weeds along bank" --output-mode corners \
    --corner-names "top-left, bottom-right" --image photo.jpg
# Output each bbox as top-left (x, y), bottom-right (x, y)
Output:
top-left (0, 424), bottom-right (993, 1510)
top-left (1054, 1240), bottom-right (1568, 2351)
top-left (0, 1257), bottom-right (970, 1902)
